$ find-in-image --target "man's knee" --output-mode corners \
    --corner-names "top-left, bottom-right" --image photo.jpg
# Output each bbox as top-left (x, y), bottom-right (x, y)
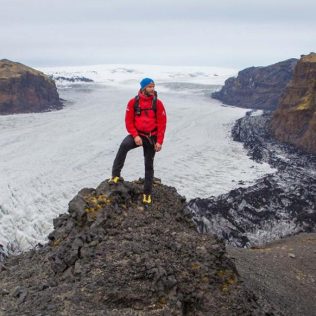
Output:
top-left (120, 135), bottom-right (135, 151)
top-left (119, 142), bottom-right (130, 152)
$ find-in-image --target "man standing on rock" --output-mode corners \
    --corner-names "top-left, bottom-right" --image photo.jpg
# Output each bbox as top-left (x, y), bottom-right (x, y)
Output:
top-left (108, 78), bottom-right (167, 206)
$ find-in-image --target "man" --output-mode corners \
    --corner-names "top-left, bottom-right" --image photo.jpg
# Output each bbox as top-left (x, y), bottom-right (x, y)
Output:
top-left (108, 78), bottom-right (167, 206)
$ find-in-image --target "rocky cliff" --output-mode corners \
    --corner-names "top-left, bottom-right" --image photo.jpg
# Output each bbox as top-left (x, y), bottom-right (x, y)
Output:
top-left (0, 179), bottom-right (275, 315)
top-left (270, 53), bottom-right (316, 154)
top-left (0, 59), bottom-right (62, 115)
top-left (212, 59), bottom-right (297, 110)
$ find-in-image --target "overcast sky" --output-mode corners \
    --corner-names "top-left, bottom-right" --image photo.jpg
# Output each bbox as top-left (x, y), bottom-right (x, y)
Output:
top-left (1, 0), bottom-right (315, 69)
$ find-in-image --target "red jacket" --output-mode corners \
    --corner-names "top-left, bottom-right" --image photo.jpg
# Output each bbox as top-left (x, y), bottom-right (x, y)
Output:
top-left (125, 90), bottom-right (167, 145)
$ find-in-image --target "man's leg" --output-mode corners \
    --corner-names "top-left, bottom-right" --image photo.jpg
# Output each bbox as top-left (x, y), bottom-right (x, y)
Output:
top-left (112, 134), bottom-right (138, 177)
top-left (142, 136), bottom-right (157, 195)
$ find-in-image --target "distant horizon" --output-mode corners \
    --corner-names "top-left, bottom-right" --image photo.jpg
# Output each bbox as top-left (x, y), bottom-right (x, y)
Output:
top-left (2, 53), bottom-right (307, 72)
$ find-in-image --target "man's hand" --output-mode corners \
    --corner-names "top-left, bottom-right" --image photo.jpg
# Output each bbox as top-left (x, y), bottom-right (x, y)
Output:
top-left (155, 142), bottom-right (162, 152)
top-left (134, 136), bottom-right (143, 146)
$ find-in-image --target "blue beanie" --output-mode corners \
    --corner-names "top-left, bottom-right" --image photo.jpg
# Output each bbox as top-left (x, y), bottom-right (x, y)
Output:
top-left (140, 77), bottom-right (154, 90)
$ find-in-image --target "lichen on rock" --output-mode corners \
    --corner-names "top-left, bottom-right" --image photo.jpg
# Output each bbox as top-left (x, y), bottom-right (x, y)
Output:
top-left (270, 52), bottom-right (316, 154)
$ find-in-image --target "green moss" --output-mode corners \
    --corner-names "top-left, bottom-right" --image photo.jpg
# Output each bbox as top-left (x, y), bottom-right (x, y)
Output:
top-left (191, 262), bottom-right (201, 270)
top-left (217, 269), bottom-right (238, 292)
top-left (83, 194), bottom-right (111, 219)
top-left (157, 296), bottom-right (167, 307)
top-left (295, 92), bottom-right (314, 111)
top-left (52, 238), bottom-right (62, 247)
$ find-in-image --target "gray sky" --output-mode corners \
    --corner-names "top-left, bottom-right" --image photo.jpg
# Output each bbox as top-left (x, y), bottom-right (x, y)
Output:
top-left (1, 0), bottom-right (315, 69)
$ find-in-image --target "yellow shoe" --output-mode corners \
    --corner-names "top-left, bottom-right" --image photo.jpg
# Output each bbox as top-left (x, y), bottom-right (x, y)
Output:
top-left (142, 194), bottom-right (152, 205)
top-left (108, 176), bottom-right (120, 184)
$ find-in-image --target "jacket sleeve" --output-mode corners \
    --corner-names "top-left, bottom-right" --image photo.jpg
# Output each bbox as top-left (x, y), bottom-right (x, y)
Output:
top-left (156, 99), bottom-right (167, 145)
top-left (125, 98), bottom-right (139, 138)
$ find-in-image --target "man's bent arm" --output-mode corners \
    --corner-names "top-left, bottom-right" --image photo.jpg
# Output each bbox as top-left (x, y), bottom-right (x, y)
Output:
top-left (125, 99), bottom-right (139, 138)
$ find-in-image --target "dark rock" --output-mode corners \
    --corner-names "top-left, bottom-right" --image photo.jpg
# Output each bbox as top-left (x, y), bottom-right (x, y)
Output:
top-left (50, 75), bottom-right (94, 83)
top-left (185, 111), bottom-right (316, 247)
top-left (212, 58), bottom-right (298, 110)
top-left (0, 289), bottom-right (9, 296)
top-left (0, 179), bottom-right (277, 315)
top-left (12, 286), bottom-right (28, 304)
top-left (227, 233), bottom-right (316, 316)
top-left (0, 59), bottom-right (63, 114)
top-left (0, 243), bottom-right (6, 263)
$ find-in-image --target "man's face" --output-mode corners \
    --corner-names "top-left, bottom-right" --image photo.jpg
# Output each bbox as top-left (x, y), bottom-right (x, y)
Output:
top-left (144, 83), bottom-right (155, 95)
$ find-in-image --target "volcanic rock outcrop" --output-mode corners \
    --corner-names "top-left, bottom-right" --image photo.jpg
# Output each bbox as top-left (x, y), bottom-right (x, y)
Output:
top-left (0, 179), bottom-right (275, 315)
top-left (0, 59), bottom-right (62, 115)
top-left (212, 58), bottom-right (297, 110)
top-left (270, 53), bottom-right (316, 154)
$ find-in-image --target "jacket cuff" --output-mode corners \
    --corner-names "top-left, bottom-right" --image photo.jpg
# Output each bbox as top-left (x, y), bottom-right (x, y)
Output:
top-left (157, 137), bottom-right (163, 145)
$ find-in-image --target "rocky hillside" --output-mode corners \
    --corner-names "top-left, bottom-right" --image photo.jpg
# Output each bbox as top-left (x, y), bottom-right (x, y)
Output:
top-left (0, 59), bottom-right (62, 115)
top-left (270, 53), bottom-right (316, 154)
top-left (0, 179), bottom-right (275, 315)
top-left (212, 58), bottom-right (297, 110)
top-left (228, 233), bottom-right (316, 316)
top-left (185, 111), bottom-right (316, 248)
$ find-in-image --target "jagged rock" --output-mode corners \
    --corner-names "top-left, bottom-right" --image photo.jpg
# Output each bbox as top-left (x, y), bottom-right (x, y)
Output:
top-left (0, 244), bottom-right (6, 263)
top-left (212, 58), bottom-right (297, 110)
top-left (270, 53), bottom-right (316, 154)
top-left (0, 289), bottom-right (9, 296)
top-left (0, 179), bottom-right (276, 315)
top-left (51, 75), bottom-right (94, 83)
top-left (11, 286), bottom-right (28, 305)
top-left (0, 59), bottom-right (62, 114)
top-left (186, 112), bottom-right (316, 247)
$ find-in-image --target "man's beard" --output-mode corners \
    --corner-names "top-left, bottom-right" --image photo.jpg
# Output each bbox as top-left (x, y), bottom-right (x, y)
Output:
top-left (144, 90), bottom-right (154, 96)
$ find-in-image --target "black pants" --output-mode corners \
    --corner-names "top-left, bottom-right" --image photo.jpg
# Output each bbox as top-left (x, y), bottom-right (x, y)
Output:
top-left (111, 134), bottom-right (157, 194)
